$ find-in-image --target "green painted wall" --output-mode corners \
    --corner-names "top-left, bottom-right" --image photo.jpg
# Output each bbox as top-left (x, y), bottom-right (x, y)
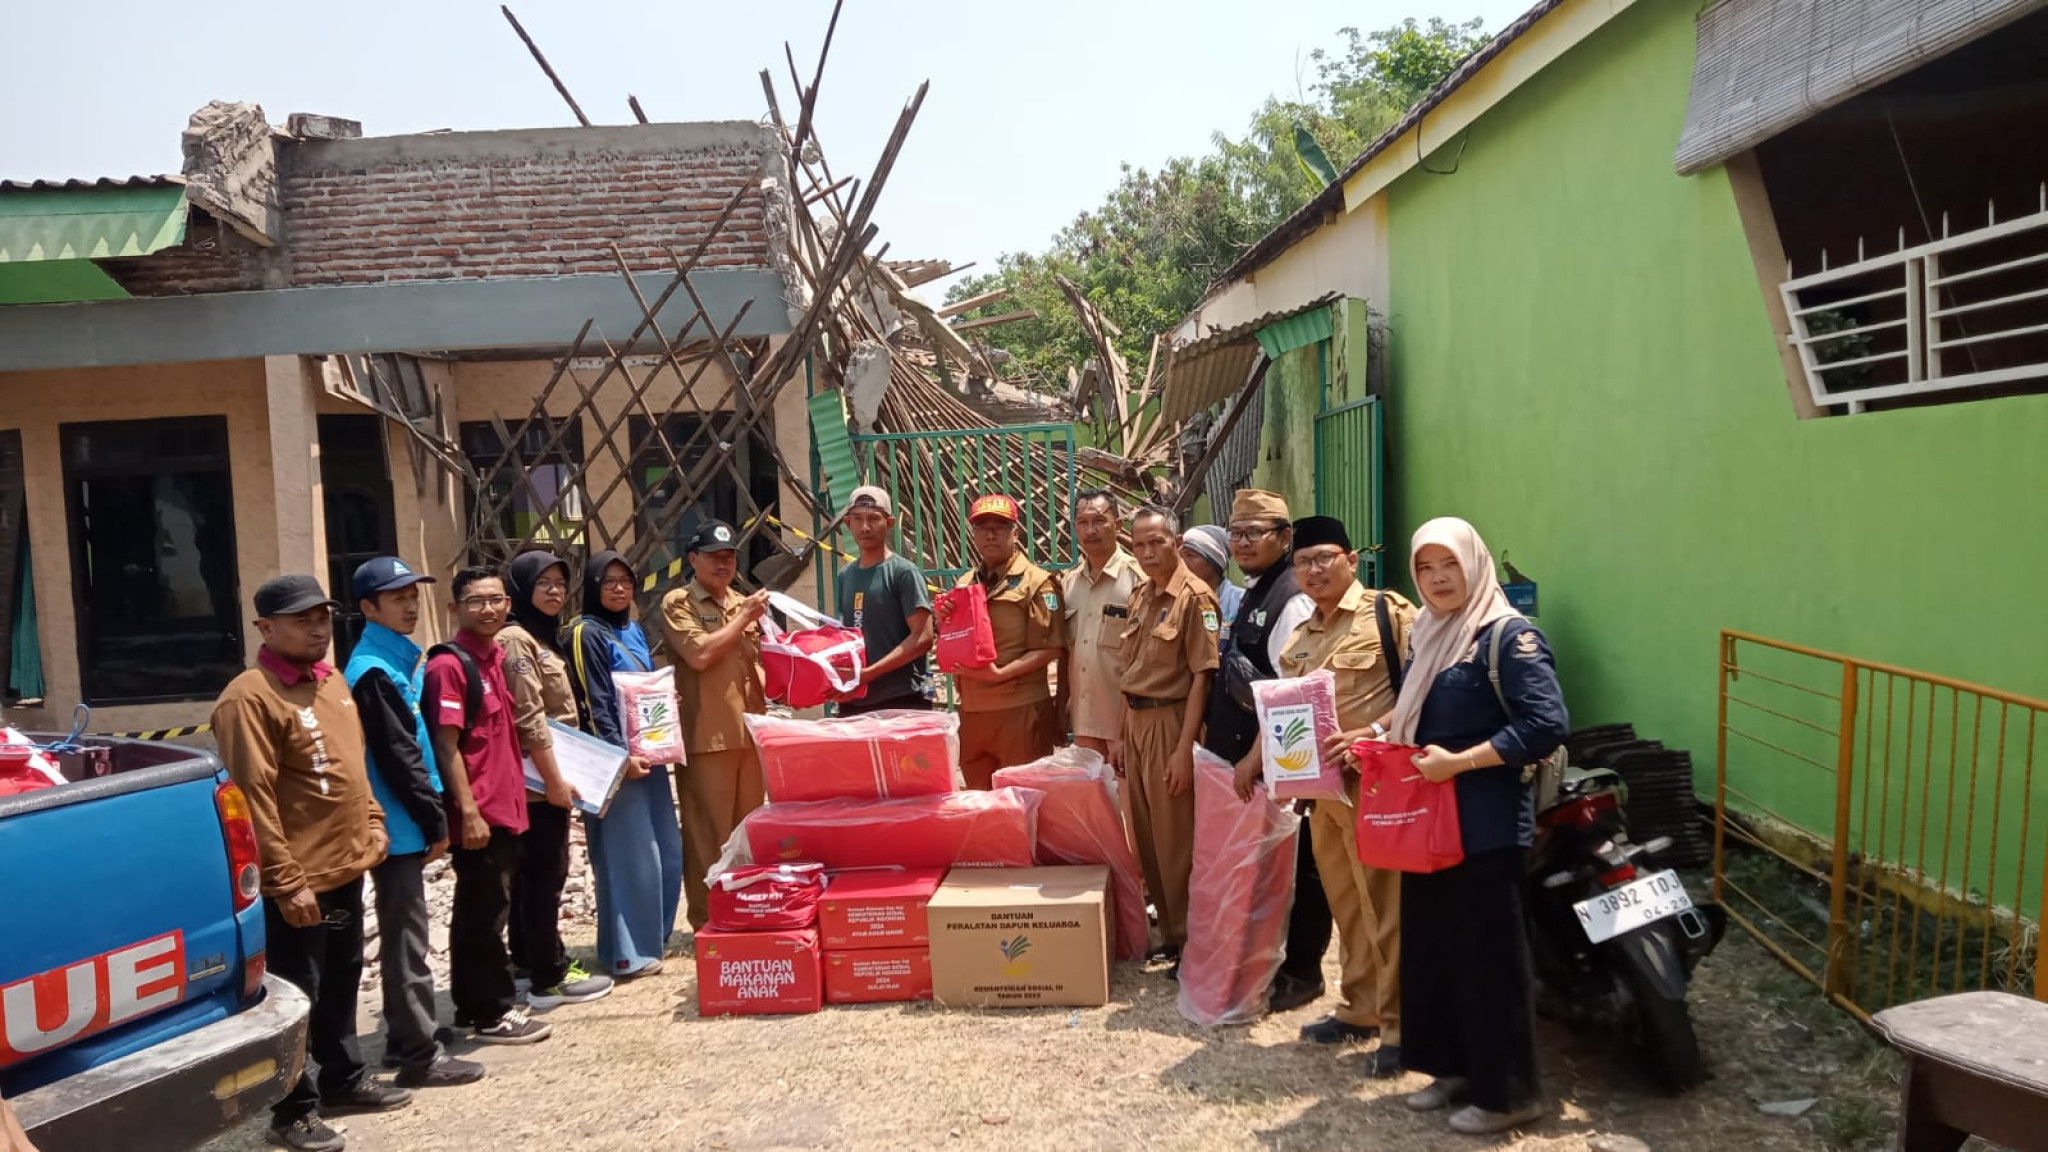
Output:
top-left (1382, 0), bottom-right (2048, 886)
top-left (1249, 301), bottom-right (1373, 525)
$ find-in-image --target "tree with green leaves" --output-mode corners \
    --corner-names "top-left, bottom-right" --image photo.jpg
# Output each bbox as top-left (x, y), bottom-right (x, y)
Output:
top-left (948, 17), bottom-right (1488, 400)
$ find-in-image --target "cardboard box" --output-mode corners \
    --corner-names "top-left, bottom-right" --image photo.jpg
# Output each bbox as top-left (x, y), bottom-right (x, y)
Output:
top-left (818, 867), bottom-right (945, 950)
top-left (693, 927), bottom-right (822, 1016)
top-left (927, 865), bottom-right (1111, 1009)
top-left (823, 947), bottom-right (934, 1004)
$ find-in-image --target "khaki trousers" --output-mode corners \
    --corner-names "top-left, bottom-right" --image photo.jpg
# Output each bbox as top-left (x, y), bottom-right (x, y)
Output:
top-left (677, 747), bottom-right (765, 930)
top-left (958, 699), bottom-right (1057, 790)
top-left (1123, 702), bottom-right (1196, 947)
top-left (1311, 790), bottom-right (1402, 1040)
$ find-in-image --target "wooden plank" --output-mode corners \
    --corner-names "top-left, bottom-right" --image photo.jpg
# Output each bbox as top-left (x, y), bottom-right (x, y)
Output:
top-left (936, 287), bottom-right (1009, 319)
top-left (951, 308), bottom-right (1037, 332)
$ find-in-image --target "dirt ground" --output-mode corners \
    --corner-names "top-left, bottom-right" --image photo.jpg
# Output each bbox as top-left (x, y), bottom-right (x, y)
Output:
top-left (196, 915), bottom-right (1915, 1152)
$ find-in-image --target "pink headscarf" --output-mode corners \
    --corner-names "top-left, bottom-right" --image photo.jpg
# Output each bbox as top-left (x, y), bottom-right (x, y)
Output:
top-left (1386, 517), bottom-right (1521, 745)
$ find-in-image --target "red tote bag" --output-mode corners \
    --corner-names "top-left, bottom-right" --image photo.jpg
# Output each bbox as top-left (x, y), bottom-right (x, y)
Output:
top-left (933, 585), bottom-right (997, 672)
top-left (1350, 739), bottom-right (1465, 873)
top-left (759, 593), bottom-right (868, 709)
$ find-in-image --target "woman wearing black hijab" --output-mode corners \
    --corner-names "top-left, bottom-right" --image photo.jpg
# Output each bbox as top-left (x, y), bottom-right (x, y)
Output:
top-left (564, 551), bottom-right (683, 977)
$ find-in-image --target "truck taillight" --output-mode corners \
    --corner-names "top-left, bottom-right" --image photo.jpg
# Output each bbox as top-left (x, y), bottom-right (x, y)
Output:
top-left (215, 781), bottom-right (262, 912)
top-left (244, 949), bottom-right (267, 1001)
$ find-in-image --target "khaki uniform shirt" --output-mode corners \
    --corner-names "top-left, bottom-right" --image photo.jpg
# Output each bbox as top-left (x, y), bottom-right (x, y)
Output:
top-left (1063, 549), bottom-right (1141, 741)
top-left (662, 579), bottom-right (766, 754)
top-left (955, 552), bottom-right (1067, 713)
top-left (497, 623), bottom-right (580, 752)
top-left (1278, 583), bottom-right (1419, 730)
top-left (1117, 563), bottom-right (1222, 701)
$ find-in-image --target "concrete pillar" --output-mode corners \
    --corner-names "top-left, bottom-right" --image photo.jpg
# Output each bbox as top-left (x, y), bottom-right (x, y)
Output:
top-left (263, 355), bottom-right (329, 587)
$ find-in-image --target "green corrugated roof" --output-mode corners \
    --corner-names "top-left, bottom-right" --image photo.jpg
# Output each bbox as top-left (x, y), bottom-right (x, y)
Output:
top-left (808, 389), bottom-right (859, 514)
top-left (1255, 303), bottom-right (1333, 359)
top-left (0, 183), bottom-right (188, 263)
top-left (0, 260), bottom-right (131, 304)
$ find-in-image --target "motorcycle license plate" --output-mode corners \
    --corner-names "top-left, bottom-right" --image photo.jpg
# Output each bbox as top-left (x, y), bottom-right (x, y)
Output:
top-left (1572, 869), bottom-right (1694, 944)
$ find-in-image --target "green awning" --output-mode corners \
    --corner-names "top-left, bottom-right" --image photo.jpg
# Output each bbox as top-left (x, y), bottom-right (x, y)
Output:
top-left (1255, 303), bottom-right (1334, 359)
top-left (0, 260), bottom-right (131, 304)
top-left (0, 184), bottom-right (188, 263)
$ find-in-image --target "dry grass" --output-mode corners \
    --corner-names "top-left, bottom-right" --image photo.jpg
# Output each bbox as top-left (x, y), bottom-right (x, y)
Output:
top-left (195, 922), bottom-right (1905, 1152)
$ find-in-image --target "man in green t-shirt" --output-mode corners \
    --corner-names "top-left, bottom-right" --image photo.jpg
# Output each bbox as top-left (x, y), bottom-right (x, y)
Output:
top-left (832, 485), bottom-right (936, 714)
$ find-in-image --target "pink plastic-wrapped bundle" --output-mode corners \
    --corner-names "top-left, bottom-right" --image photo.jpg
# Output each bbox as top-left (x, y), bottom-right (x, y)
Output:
top-left (745, 710), bottom-right (961, 803)
top-left (1251, 669), bottom-right (1346, 802)
top-left (992, 747), bottom-right (1149, 961)
top-left (737, 787), bottom-right (1044, 871)
top-left (1177, 748), bottom-right (1299, 1027)
top-left (613, 668), bottom-right (686, 765)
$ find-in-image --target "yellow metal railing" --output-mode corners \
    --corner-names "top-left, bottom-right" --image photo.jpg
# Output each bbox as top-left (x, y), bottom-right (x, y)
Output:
top-left (1715, 630), bottom-right (2048, 1020)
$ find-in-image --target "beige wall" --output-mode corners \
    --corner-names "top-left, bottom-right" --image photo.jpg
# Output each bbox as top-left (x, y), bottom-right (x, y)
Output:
top-left (0, 357), bottom-right (326, 734)
top-left (1175, 197), bottom-right (1390, 342)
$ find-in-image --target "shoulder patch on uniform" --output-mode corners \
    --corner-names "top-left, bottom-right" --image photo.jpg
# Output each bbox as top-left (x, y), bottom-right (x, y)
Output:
top-left (1201, 609), bottom-right (1219, 633)
top-left (1041, 591), bottom-right (1059, 611)
top-left (1514, 629), bottom-right (1542, 659)
top-left (1008, 574), bottom-right (1023, 590)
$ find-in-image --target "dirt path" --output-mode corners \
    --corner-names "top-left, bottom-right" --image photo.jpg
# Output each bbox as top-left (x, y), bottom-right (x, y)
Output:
top-left (197, 923), bottom-right (1903, 1152)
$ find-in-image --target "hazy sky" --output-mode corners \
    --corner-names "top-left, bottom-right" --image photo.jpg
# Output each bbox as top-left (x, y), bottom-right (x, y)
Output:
top-left (5, 0), bottom-right (1531, 288)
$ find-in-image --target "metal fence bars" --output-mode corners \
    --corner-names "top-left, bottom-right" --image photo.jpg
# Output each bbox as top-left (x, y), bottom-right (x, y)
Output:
top-left (1714, 630), bottom-right (2048, 1019)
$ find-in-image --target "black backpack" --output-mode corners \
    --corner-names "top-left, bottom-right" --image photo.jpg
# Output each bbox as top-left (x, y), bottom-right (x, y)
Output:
top-left (426, 643), bottom-right (484, 732)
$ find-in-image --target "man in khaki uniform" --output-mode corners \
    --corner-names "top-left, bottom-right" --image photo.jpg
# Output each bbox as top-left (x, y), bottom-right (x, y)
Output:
top-left (661, 520), bottom-right (771, 929)
top-left (1061, 488), bottom-right (1140, 769)
top-left (941, 493), bottom-right (1068, 789)
top-left (1119, 507), bottom-right (1221, 968)
top-left (1251, 514), bottom-right (1415, 1077)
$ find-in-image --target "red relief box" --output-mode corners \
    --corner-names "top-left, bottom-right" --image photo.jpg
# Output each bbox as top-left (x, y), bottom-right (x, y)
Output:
top-left (818, 868), bottom-right (946, 951)
top-left (693, 927), bottom-right (822, 1017)
top-left (823, 947), bottom-right (934, 1004)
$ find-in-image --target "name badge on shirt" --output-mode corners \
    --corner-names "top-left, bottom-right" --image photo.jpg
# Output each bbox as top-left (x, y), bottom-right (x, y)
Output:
top-left (1104, 605), bottom-right (1128, 619)
top-left (1252, 609), bottom-right (1268, 627)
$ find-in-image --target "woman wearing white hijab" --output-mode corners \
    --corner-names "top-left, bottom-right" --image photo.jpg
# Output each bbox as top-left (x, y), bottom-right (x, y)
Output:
top-left (1363, 517), bottom-right (1567, 1135)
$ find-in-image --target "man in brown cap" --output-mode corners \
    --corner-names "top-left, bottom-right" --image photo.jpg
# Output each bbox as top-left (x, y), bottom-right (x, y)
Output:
top-left (937, 493), bottom-right (1067, 788)
top-left (1118, 506), bottom-right (1221, 973)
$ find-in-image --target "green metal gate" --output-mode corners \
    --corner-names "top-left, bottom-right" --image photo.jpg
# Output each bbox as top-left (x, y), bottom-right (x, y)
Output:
top-left (850, 423), bottom-right (1079, 583)
top-left (1313, 395), bottom-right (1386, 587)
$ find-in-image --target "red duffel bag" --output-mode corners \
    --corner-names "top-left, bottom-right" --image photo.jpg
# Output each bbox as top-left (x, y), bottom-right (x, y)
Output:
top-left (933, 585), bottom-right (997, 672)
top-left (760, 596), bottom-right (867, 709)
top-left (707, 862), bottom-right (828, 931)
top-left (1350, 739), bottom-right (1464, 873)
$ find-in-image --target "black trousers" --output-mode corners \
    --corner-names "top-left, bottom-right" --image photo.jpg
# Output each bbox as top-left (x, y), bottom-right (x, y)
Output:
top-left (1401, 847), bottom-right (1541, 1113)
top-left (1278, 812), bottom-right (1332, 983)
top-left (450, 828), bottom-right (521, 1027)
top-left (510, 799), bottom-right (571, 990)
top-left (371, 852), bottom-right (440, 1073)
top-left (836, 694), bottom-right (935, 717)
top-left (264, 877), bottom-right (367, 1124)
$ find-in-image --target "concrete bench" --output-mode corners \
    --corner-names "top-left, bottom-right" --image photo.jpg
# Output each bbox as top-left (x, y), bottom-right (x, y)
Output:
top-left (1870, 990), bottom-right (2048, 1151)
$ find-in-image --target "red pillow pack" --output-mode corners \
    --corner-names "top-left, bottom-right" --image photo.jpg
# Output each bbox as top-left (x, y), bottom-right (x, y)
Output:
top-left (933, 585), bottom-right (997, 672)
top-left (1251, 670), bottom-right (1346, 802)
top-left (991, 747), bottom-right (1150, 961)
top-left (706, 862), bottom-right (828, 931)
top-left (745, 710), bottom-right (960, 803)
top-left (1178, 748), bottom-right (1300, 1027)
top-left (740, 788), bottom-right (1044, 871)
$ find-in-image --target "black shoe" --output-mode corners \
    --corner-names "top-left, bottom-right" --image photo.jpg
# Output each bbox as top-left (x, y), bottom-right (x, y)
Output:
top-left (394, 1053), bottom-right (487, 1089)
top-left (1146, 943), bottom-right (1181, 964)
top-left (1361, 1044), bottom-right (1405, 1079)
top-left (268, 1116), bottom-right (346, 1151)
top-left (1166, 958), bottom-right (1181, 981)
top-left (1269, 973), bottom-right (1326, 1013)
top-left (380, 1027), bottom-right (457, 1069)
top-left (1300, 1015), bottom-right (1380, 1045)
top-left (318, 1079), bottom-right (414, 1115)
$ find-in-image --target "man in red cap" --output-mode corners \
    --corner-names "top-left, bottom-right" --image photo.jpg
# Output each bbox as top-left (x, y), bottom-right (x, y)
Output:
top-left (936, 493), bottom-right (1068, 788)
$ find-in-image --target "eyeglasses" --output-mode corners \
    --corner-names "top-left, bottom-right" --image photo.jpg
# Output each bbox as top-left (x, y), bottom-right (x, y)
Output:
top-left (533, 580), bottom-right (568, 594)
top-left (459, 595), bottom-right (510, 610)
top-left (1293, 550), bottom-right (1351, 573)
top-left (1227, 525), bottom-right (1282, 544)
top-left (598, 577), bottom-right (637, 590)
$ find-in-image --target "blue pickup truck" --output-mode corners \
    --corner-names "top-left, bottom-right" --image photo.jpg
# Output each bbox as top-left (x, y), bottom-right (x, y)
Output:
top-left (0, 737), bottom-right (310, 1152)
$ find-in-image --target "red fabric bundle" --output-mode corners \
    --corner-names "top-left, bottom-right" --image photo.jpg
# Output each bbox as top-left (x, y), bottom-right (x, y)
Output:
top-left (0, 737), bottom-right (60, 798)
top-left (706, 862), bottom-right (828, 931)
top-left (613, 669), bottom-right (686, 765)
top-left (1251, 670), bottom-right (1346, 802)
top-left (745, 710), bottom-right (960, 803)
top-left (760, 618), bottom-right (867, 709)
top-left (933, 585), bottom-right (997, 672)
top-left (740, 788), bottom-right (1044, 871)
top-left (1177, 748), bottom-right (1299, 1026)
top-left (992, 747), bottom-right (1149, 961)
top-left (1350, 739), bottom-right (1464, 873)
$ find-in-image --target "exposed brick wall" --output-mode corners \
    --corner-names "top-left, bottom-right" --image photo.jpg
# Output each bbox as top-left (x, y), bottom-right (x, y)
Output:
top-left (101, 211), bottom-right (275, 295)
top-left (277, 138), bottom-right (773, 286)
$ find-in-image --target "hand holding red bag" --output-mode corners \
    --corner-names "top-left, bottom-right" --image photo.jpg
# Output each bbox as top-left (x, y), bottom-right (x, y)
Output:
top-left (1350, 738), bottom-right (1464, 873)
top-left (933, 585), bottom-right (997, 672)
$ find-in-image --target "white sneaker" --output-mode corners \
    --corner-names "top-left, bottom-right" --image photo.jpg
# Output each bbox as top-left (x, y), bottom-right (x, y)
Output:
top-left (1404, 1077), bottom-right (1467, 1112)
top-left (1446, 1102), bottom-right (1544, 1135)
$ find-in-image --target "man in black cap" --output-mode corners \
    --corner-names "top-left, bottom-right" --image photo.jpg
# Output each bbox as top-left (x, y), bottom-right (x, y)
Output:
top-left (660, 520), bottom-right (771, 929)
top-left (213, 575), bottom-right (412, 1151)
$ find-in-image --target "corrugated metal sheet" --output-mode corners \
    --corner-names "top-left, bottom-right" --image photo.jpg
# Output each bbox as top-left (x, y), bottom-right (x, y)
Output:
top-left (1674, 0), bottom-right (2044, 174)
top-left (1158, 293), bottom-right (1337, 429)
top-left (808, 390), bottom-right (859, 514)
top-left (1203, 389), bottom-right (1266, 517)
top-left (1255, 304), bottom-right (1334, 359)
top-left (0, 176), bottom-right (183, 192)
top-left (0, 182), bottom-right (189, 263)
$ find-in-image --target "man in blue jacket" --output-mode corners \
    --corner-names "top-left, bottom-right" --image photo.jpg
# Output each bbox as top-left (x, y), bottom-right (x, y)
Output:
top-left (345, 557), bottom-right (486, 1089)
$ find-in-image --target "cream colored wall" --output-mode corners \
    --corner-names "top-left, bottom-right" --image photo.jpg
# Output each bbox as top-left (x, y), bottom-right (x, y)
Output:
top-left (0, 357), bottom-right (327, 734)
top-left (1176, 197), bottom-right (1390, 341)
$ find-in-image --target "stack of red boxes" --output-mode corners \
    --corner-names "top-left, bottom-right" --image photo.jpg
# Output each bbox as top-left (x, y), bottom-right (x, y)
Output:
top-left (819, 867), bottom-right (945, 1004)
top-left (695, 863), bottom-right (828, 1017)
